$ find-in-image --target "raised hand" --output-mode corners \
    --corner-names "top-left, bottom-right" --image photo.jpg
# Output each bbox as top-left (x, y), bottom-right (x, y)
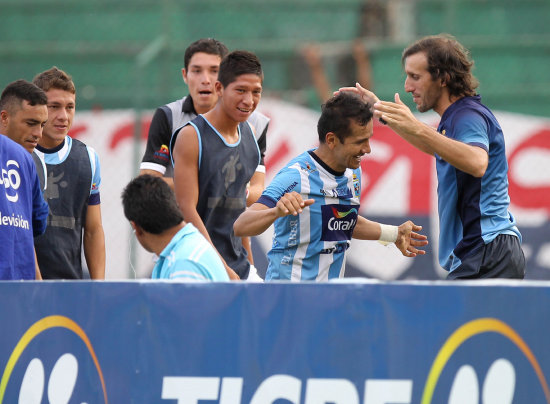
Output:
top-left (275, 191), bottom-right (315, 217)
top-left (335, 82), bottom-right (380, 104)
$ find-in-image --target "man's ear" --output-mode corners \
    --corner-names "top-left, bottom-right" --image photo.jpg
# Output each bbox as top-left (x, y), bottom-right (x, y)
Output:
top-left (324, 132), bottom-right (338, 149)
top-left (130, 221), bottom-right (143, 236)
top-left (0, 110), bottom-right (9, 128)
top-left (215, 81), bottom-right (223, 97)
top-left (440, 72), bottom-right (450, 88)
top-left (182, 68), bottom-right (188, 85)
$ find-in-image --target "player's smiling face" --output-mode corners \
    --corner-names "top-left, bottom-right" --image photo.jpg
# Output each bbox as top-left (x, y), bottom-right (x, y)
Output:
top-left (333, 119), bottom-right (373, 171)
top-left (217, 74), bottom-right (262, 123)
top-left (183, 52), bottom-right (222, 115)
top-left (41, 88), bottom-right (75, 149)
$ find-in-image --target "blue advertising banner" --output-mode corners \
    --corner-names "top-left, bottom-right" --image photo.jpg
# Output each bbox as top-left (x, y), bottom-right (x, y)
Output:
top-left (0, 281), bottom-right (548, 403)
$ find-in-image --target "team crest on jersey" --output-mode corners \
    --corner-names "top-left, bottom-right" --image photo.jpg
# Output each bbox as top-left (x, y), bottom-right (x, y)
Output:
top-left (154, 144), bottom-right (170, 162)
top-left (301, 162), bottom-right (317, 173)
top-left (320, 204), bottom-right (358, 241)
top-left (352, 173), bottom-right (360, 197)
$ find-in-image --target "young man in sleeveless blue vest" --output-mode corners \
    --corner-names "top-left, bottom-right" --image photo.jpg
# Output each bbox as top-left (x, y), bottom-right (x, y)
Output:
top-left (32, 67), bottom-right (106, 279)
top-left (234, 92), bottom-right (428, 281)
top-left (172, 50), bottom-right (265, 280)
top-left (122, 175), bottom-right (228, 281)
top-left (140, 38), bottom-right (268, 273)
top-left (343, 34), bottom-right (525, 279)
top-left (0, 80), bottom-right (49, 279)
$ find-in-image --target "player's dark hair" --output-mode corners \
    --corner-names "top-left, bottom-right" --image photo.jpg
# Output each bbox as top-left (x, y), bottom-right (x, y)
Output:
top-left (0, 79), bottom-right (47, 113)
top-left (317, 92), bottom-right (373, 143)
top-left (218, 50), bottom-right (263, 88)
top-left (121, 175), bottom-right (184, 234)
top-left (402, 34), bottom-right (478, 98)
top-left (33, 66), bottom-right (76, 94)
top-left (184, 38), bottom-right (229, 71)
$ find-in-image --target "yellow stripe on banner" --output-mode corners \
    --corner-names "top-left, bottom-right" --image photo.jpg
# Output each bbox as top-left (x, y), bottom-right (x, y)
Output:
top-left (0, 315), bottom-right (108, 404)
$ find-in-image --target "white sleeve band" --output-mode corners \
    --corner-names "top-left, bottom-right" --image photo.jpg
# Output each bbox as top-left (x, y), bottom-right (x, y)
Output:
top-left (378, 224), bottom-right (398, 243)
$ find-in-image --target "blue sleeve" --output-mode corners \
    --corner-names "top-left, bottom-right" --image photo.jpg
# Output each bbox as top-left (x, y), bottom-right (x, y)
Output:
top-left (88, 147), bottom-right (101, 205)
top-left (453, 109), bottom-right (489, 152)
top-left (31, 165), bottom-right (48, 236)
top-left (169, 259), bottom-right (209, 281)
top-left (257, 166), bottom-right (301, 208)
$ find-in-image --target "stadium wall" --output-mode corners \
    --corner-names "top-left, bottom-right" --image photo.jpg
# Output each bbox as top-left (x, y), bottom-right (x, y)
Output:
top-left (1, 280), bottom-right (549, 403)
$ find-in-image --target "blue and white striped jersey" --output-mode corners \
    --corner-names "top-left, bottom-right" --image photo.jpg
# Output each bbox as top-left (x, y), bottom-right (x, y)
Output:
top-left (257, 150), bottom-right (361, 281)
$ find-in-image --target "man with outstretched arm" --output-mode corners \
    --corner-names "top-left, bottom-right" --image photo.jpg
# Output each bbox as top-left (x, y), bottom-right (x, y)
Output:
top-left (340, 34), bottom-right (524, 279)
top-left (234, 92), bottom-right (427, 281)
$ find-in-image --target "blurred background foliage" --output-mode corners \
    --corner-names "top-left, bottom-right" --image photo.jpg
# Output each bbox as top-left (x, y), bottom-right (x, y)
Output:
top-left (1, 0), bottom-right (549, 116)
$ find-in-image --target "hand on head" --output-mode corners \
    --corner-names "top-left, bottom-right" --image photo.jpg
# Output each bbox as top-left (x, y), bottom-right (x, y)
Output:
top-left (335, 82), bottom-right (380, 104)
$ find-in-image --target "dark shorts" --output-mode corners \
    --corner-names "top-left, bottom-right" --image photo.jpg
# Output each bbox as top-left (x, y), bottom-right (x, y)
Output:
top-left (447, 234), bottom-right (525, 280)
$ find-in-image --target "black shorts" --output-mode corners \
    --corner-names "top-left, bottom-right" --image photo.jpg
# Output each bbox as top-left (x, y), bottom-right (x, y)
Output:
top-left (447, 234), bottom-right (525, 280)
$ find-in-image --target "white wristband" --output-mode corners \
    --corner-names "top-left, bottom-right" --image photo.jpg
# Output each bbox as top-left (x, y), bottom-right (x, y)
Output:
top-left (378, 224), bottom-right (398, 243)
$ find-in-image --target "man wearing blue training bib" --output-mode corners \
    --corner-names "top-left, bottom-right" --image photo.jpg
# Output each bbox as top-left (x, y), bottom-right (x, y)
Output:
top-left (346, 34), bottom-right (525, 279)
top-left (234, 92), bottom-right (428, 281)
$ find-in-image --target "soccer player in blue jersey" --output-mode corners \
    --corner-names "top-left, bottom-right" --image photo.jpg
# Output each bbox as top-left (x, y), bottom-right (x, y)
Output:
top-left (234, 92), bottom-right (428, 281)
top-left (345, 34), bottom-right (525, 279)
top-left (122, 175), bottom-right (228, 281)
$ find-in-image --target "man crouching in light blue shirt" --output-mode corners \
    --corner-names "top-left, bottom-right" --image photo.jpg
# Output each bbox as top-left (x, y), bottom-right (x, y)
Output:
top-left (122, 175), bottom-right (228, 281)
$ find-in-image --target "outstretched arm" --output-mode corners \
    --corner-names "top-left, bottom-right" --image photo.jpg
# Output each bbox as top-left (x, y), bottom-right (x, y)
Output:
top-left (374, 93), bottom-right (488, 177)
top-left (234, 191), bottom-right (315, 237)
top-left (340, 83), bottom-right (489, 177)
top-left (352, 216), bottom-right (428, 257)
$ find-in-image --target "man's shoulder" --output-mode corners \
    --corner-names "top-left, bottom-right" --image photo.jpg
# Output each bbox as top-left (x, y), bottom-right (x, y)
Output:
top-left (163, 96), bottom-right (187, 110)
top-left (0, 136), bottom-right (35, 171)
top-left (170, 224), bottom-right (211, 256)
top-left (248, 110), bottom-right (270, 127)
top-left (69, 137), bottom-right (99, 161)
top-left (0, 135), bottom-right (30, 159)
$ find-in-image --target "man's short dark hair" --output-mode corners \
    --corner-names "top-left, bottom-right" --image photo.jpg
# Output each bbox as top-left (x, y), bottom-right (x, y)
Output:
top-left (33, 66), bottom-right (76, 94)
top-left (317, 92), bottom-right (373, 143)
top-left (122, 175), bottom-right (184, 234)
top-left (218, 50), bottom-right (263, 88)
top-left (0, 79), bottom-right (47, 113)
top-left (184, 38), bottom-right (229, 71)
top-left (402, 34), bottom-right (479, 98)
